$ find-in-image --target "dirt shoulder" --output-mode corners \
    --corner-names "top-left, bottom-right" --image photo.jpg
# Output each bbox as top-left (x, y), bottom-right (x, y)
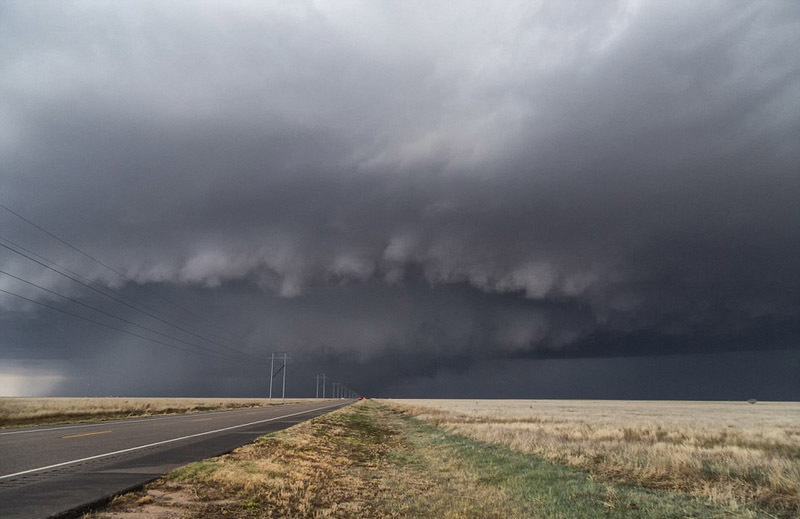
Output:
top-left (86, 400), bottom-right (779, 519)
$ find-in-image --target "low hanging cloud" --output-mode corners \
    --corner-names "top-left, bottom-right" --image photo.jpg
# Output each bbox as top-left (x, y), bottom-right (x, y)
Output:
top-left (1, 1), bottom-right (799, 395)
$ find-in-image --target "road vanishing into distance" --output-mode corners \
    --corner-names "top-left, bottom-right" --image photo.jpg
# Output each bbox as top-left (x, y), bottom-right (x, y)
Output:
top-left (0, 400), bottom-right (350, 519)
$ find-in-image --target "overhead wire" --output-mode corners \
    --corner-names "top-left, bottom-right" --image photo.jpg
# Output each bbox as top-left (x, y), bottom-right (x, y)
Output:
top-left (0, 238), bottom-right (265, 362)
top-left (0, 287), bottom-right (257, 366)
top-left (0, 268), bottom-right (262, 364)
top-left (0, 202), bottom-right (253, 344)
top-left (0, 234), bottom-right (241, 347)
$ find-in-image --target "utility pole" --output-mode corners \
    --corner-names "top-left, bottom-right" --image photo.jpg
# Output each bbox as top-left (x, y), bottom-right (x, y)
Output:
top-left (316, 374), bottom-right (327, 398)
top-left (282, 353), bottom-right (287, 402)
top-left (269, 353), bottom-right (274, 401)
top-left (268, 352), bottom-right (289, 403)
top-left (326, 380), bottom-right (361, 399)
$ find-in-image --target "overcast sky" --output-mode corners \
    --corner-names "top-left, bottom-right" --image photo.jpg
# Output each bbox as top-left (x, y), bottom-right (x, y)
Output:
top-left (1, 1), bottom-right (799, 399)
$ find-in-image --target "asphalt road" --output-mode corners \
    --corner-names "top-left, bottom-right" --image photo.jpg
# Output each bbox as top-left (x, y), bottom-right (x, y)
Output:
top-left (0, 400), bottom-right (350, 519)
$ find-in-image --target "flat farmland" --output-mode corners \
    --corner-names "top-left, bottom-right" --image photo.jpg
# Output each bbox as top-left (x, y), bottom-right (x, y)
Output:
top-left (388, 399), bottom-right (800, 514)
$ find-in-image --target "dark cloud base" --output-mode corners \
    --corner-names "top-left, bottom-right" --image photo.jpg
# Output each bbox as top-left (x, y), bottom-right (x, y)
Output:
top-left (1, 1), bottom-right (799, 398)
top-left (3, 279), bottom-right (799, 399)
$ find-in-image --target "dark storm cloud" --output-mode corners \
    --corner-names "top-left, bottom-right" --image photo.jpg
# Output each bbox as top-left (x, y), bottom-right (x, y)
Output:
top-left (1, 1), bottom-right (799, 396)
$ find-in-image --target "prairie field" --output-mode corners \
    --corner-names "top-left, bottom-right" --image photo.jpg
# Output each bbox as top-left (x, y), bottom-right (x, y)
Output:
top-left (92, 400), bottom-right (788, 519)
top-left (0, 397), bottom-right (310, 427)
top-left (388, 399), bottom-right (800, 513)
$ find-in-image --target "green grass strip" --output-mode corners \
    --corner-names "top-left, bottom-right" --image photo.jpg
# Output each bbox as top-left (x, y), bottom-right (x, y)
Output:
top-left (396, 411), bottom-right (778, 519)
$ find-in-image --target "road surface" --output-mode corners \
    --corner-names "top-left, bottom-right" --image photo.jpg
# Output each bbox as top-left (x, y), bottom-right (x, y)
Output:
top-left (0, 400), bottom-right (349, 518)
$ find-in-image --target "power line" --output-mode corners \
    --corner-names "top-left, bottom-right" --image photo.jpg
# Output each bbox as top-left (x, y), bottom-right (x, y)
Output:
top-left (315, 373), bottom-right (327, 398)
top-left (0, 238), bottom-right (263, 362)
top-left (0, 287), bottom-right (255, 365)
top-left (0, 235), bottom-right (243, 347)
top-left (268, 352), bottom-right (289, 402)
top-left (0, 202), bottom-right (251, 344)
top-left (0, 269), bottom-right (261, 364)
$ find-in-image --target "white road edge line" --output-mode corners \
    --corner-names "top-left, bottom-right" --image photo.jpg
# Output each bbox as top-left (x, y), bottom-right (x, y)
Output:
top-left (0, 402), bottom-right (345, 480)
top-left (0, 415), bottom-right (199, 436)
top-left (0, 404), bottom-right (307, 436)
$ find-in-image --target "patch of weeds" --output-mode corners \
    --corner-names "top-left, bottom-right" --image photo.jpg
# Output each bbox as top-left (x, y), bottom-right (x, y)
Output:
top-left (168, 460), bottom-right (218, 482)
top-left (340, 408), bottom-right (394, 443)
top-left (242, 498), bottom-right (261, 510)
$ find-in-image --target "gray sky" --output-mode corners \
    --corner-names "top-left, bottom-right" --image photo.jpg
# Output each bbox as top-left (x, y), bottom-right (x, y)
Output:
top-left (1, 1), bottom-right (799, 398)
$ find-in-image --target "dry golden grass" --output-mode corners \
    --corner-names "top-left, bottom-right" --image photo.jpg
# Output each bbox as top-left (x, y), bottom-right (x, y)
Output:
top-left (386, 399), bottom-right (800, 513)
top-left (0, 397), bottom-right (312, 427)
top-left (90, 402), bottom-right (524, 519)
top-left (89, 400), bottom-right (777, 519)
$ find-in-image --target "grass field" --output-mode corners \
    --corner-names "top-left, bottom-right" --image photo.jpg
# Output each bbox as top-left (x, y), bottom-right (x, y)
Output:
top-left (89, 400), bottom-right (795, 519)
top-left (389, 399), bottom-right (800, 515)
top-left (0, 397), bottom-right (312, 427)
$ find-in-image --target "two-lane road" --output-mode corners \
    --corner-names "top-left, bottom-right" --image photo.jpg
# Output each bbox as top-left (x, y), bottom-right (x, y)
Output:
top-left (0, 400), bottom-right (350, 519)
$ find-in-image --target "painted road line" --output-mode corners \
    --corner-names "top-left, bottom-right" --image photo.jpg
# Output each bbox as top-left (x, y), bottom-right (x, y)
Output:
top-left (62, 430), bottom-right (112, 439)
top-left (0, 402), bottom-right (344, 480)
top-left (0, 418), bottom-right (170, 436)
top-left (0, 406), bottom-right (277, 436)
top-left (191, 418), bottom-right (212, 422)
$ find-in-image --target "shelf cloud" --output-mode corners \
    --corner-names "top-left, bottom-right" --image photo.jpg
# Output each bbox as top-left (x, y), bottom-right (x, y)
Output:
top-left (1, 1), bottom-right (798, 397)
